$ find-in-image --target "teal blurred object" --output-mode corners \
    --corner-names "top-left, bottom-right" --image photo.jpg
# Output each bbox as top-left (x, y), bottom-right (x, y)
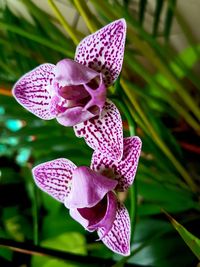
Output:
top-left (5, 119), bottom-right (23, 132)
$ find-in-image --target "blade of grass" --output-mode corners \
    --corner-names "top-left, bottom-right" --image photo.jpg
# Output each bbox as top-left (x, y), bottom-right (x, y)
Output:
top-left (163, 210), bottom-right (200, 260)
top-left (48, 0), bottom-right (79, 45)
top-left (73, 0), bottom-right (97, 32)
top-left (139, 0), bottom-right (147, 25)
top-left (164, 0), bottom-right (177, 41)
top-left (153, 0), bottom-right (164, 36)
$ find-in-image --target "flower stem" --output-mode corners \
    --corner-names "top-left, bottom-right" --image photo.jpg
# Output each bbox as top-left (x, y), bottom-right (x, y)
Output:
top-left (48, 0), bottom-right (79, 46)
top-left (121, 79), bottom-right (198, 192)
top-left (33, 185), bottom-right (39, 245)
top-left (73, 0), bottom-right (97, 33)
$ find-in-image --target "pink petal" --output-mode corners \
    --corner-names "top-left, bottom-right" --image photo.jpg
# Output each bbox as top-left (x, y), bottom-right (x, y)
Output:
top-left (64, 166), bottom-right (117, 209)
top-left (74, 99), bottom-right (123, 161)
top-left (69, 191), bottom-right (117, 236)
top-left (55, 59), bottom-right (99, 86)
top-left (75, 19), bottom-right (126, 86)
top-left (32, 158), bottom-right (76, 202)
top-left (91, 137), bottom-right (142, 191)
top-left (56, 106), bottom-right (94, 127)
top-left (97, 203), bottom-right (130, 256)
top-left (12, 64), bottom-right (56, 120)
top-left (87, 191), bottom-right (117, 237)
top-left (69, 208), bottom-right (91, 230)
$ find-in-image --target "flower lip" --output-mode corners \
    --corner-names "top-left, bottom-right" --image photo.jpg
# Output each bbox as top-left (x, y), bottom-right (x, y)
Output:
top-left (64, 166), bottom-right (118, 209)
top-left (69, 190), bottom-right (117, 237)
top-left (87, 191), bottom-right (117, 238)
top-left (52, 59), bottom-right (107, 126)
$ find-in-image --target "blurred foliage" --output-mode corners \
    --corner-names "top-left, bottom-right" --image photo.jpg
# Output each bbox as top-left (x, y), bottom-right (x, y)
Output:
top-left (0, 0), bottom-right (200, 266)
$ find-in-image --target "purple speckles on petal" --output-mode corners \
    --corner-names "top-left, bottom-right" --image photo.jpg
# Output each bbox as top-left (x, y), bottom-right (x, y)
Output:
top-left (75, 19), bottom-right (126, 87)
top-left (12, 64), bottom-right (56, 120)
top-left (97, 203), bottom-right (130, 256)
top-left (32, 158), bottom-right (76, 202)
top-left (74, 99), bottom-right (123, 161)
top-left (91, 137), bottom-right (142, 191)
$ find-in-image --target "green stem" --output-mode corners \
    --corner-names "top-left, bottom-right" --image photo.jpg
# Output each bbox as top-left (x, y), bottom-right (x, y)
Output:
top-left (121, 79), bottom-right (198, 192)
top-left (73, 0), bottom-right (97, 33)
top-left (48, 0), bottom-right (79, 45)
top-left (129, 182), bottom-right (137, 242)
top-left (33, 185), bottom-right (39, 245)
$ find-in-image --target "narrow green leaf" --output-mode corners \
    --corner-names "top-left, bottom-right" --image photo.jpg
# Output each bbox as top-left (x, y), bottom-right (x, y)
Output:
top-left (139, 0), bottom-right (147, 25)
top-left (164, 0), bottom-right (177, 41)
top-left (153, 0), bottom-right (164, 36)
top-left (164, 211), bottom-right (200, 260)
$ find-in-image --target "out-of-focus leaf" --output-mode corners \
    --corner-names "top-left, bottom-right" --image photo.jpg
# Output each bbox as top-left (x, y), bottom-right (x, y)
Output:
top-left (137, 176), bottom-right (197, 215)
top-left (42, 209), bottom-right (84, 240)
top-left (153, 0), bottom-right (164, 36)
top-left (0, 229), bottom-right (12, 261)
top-left (129, 233), bottom-right (196, 267)
top-left (155, 45), bottom-right (200, 91)
top-left (31, 232), bottom-right (87, 267)
top-left (164, 0), bottom-right (177, 41)
top-left (139, 0), bottom-right (147, 25)
top-left (165, 212), bottom-right (200, 260)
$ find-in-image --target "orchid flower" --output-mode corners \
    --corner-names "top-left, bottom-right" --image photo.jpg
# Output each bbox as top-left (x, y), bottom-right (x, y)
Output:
top-left (12, 19), bottom-right (126, 161)
top-left (32, 136), bottom-right (142, 256)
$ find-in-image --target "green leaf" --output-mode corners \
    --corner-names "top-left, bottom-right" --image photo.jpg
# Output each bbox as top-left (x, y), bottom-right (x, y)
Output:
top-left (137, 176), bottom-right (197, 215)
top-left (153, 0), bottom-right (164, 37)
top-left (164, 0), bottom-right (177, 41)
top-left (155, 44), bottom-right (200, 91)
top-left (31, 232), bottom-right (87, 267)
top-left (139, 0), bottom-right (147, 25)
top-left (165, 212), bottom-right (200, 260)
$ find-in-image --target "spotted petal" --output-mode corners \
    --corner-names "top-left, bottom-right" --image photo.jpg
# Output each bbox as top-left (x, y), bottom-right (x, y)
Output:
top-left (12, 64), bottom-right (56, 119)
top-left (32, 158), bottom-right (76, 202)
top-left (97, 203), bottom-right (130, 256)
top-left (74, 99), bottom-right (123, 161)
top-left (91, 137), bottom-right (142, 191)
top-left (75, 19), bottom-right (126, 87)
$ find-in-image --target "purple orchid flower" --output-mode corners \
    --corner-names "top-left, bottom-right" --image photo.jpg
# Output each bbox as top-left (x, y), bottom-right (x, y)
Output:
top-left (32, 136), bottom-right (142, 256)
top-left (12, 19), bottom-right (126, 161)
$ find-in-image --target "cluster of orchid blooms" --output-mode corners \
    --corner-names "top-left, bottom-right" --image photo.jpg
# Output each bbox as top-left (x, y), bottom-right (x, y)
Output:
top-left (12, 19), bottom-right (142, 256)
